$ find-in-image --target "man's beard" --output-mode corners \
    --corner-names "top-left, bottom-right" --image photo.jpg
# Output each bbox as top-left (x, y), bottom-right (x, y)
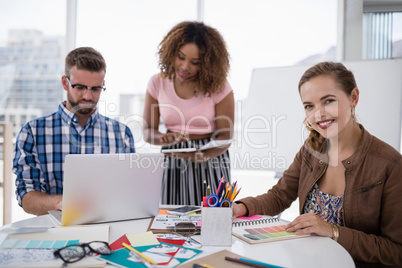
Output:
top-left (67, 93), bottom-right (96, 115)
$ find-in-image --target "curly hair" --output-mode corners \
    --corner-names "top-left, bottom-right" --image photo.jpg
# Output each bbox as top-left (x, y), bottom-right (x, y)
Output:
top-left (298, 62), bottom-right (357, 152)
top-left (158, 21), bottom-right (230, 95)
top-left (65, 47), bottom-right (106, 77)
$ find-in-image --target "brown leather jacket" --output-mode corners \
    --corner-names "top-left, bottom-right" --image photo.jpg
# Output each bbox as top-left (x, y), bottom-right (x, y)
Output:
top-left (239, 125), bottom-right (402, 267)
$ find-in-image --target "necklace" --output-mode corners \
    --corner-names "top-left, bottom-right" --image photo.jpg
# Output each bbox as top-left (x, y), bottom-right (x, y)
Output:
top-left (174, 80), bottom-right (197, 99)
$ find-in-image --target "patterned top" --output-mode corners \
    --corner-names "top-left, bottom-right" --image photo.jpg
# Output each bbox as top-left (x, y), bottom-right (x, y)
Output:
top-left (13, 101), bottom-right (135, 206)
top-left (303, 183), bottom-right (344, 226)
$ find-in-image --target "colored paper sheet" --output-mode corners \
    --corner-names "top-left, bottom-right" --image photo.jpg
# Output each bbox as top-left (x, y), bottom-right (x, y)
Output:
top-left (157, 238), bottom-right (186, 246)
top-left (237, 215), bottom-right (263, 220)
top-left (154, 234), bottom-right (202, 249)
top-left (126, 231), bottom-right (160, 247)
top-left (100, 242), bottom-right (202, 268)
top-left (110, 234), bottom-right (131, 251)
top-left (158, 209), bottom-right (170, 215)
top-left (0, 238), bottom-right (79, 249)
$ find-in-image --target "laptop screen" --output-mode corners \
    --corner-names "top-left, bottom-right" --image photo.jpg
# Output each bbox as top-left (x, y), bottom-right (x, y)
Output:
top-left (61, 153), bottom-right (164, 226)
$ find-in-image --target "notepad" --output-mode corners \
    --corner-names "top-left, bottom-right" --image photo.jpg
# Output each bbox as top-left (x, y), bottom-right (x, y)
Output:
top-left (232, 215), bottom-right (310, 244)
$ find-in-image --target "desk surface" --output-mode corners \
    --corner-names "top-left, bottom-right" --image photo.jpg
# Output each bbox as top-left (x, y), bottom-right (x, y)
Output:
top-left (0, 214), bottom-right (355, 268)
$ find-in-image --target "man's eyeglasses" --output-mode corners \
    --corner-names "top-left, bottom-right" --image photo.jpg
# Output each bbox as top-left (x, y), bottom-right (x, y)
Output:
top-left (53, 241), bottom-right (112, 264)
top-left (65, 76), bottom-right (106, 93)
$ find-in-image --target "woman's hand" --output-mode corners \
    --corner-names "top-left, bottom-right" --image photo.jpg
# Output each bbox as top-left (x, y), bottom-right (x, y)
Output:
top-left (286, 212), bottom-right (333, 237)
top-left (232, 202), bottom-right (248, 219)
top-left (165, 150), bottom-right (210, 163)
top-left (159, 133), bottom-right (188, 145)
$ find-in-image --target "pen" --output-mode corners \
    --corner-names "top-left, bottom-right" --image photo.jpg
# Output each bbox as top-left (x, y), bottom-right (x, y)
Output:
top-left (193, 264), bottom-right (216, 268)
top-left (225, 256), bottom-right (284, 268)
top-left (122, 242), bottom-right (155, 265)
top-left (239, 257), bottom-right (285, 268)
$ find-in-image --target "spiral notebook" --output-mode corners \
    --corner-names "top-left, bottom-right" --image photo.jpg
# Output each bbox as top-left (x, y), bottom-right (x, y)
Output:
top-left (232, 215), bottom-right (310, 244)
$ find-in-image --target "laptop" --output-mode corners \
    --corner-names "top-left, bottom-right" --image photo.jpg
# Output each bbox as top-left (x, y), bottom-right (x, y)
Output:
top-left (49, 153), bottom-right (164, 226)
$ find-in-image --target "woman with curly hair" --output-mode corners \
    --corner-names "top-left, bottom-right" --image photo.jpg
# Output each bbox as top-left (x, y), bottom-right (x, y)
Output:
top-left (143, 21), bottom-right (234, 205)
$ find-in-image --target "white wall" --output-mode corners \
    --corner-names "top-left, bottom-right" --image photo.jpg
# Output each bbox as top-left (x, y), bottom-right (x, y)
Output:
top-left (239, 59), bottom-right (402, 172)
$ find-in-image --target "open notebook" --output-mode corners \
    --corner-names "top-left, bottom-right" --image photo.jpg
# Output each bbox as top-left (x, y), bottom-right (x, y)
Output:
top-left (49, 153), bottom-right (164, 226)
top-left (232, 215), bottom-right (310, 244)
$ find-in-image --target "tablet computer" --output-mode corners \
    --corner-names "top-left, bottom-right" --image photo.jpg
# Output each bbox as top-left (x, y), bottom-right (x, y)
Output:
top-left (161, 148), bottom-right (197, 153)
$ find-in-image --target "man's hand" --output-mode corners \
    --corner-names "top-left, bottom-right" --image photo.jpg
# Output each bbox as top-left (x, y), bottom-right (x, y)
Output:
top-left (21, 192), bottom-right (63, 216)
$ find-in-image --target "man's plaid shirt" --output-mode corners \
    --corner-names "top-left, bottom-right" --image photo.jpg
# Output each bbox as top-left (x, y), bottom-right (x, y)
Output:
top-left (13, 102), bottom-right (135, 206)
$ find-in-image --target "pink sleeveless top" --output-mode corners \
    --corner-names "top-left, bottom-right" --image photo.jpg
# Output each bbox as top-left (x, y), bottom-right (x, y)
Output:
top-left (147, 73), bottom-right (233, 135)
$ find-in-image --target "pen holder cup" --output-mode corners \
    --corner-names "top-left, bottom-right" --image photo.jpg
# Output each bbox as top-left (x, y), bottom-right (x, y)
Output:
top-left (201, 206), bottom-right (232, 246)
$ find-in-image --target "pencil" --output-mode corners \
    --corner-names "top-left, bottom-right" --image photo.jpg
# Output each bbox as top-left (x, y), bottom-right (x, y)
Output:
top-left (122, 242), bottom-right (155, 264)
top-left (225, 256), bottom-right (284, 268)
top-left (231, 187), bottom-right (241, 201)
top-left (216, 177), bottom-right (225, 196)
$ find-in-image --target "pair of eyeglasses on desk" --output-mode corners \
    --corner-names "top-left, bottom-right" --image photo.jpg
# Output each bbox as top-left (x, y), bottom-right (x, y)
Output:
top-left (53, 241), bottom-right (112, 265)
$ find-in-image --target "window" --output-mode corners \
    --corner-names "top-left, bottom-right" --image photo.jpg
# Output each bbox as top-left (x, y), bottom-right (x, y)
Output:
top-left (76, 0), bottom-right (197, 150)
top-left (0, 0), bottom-right (65, 131)
top-left (203, 0), bottom-right (337, 100)
top-left (362, 0), bottom-right (402, 60)
top-left (76, 0), bottom-right (197, 111)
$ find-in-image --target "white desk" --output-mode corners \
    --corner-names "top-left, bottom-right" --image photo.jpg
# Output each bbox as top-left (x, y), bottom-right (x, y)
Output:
top-left (0, 214), bottom-right (355, 268)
